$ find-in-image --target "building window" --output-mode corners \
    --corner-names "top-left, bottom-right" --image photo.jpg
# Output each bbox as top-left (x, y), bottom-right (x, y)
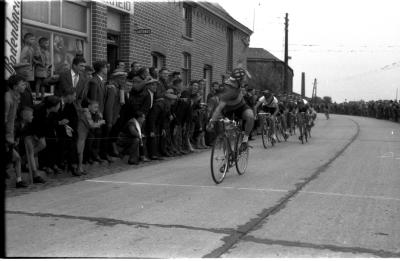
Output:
top-left (23, 1), bottom-right (87, 33)
top-left (182, 4), bottom-right (192, 38)
top-left (21, 0), bottom-right (88, 76)
top-left (227, 28), bottom-right (234, 72)
top-left (21, 26), bottom-right (85, 75)
top-left (182, 52), bottom-right (191, 86)
top-left (62, 1), bottom-right (87, 33)
top-left (152, 52), bottom-right (166, 70)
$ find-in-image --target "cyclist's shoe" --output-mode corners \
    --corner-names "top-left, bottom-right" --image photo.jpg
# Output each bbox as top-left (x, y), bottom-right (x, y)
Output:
top-left (272, 134), bottom-right (277, 142)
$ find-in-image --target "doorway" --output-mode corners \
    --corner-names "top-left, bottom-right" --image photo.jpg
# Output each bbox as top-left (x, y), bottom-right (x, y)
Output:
top-left (107, 33), bottom-right (119, 74)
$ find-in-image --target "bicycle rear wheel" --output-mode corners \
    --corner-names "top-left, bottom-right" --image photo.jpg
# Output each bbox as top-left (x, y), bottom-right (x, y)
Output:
top-left (210, 135), bottom-right (228, 184)
top-left (235, 133), bottom-right (249, 175)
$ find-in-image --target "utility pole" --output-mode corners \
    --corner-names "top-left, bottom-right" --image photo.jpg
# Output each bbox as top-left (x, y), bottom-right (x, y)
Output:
top-left (283, 13), bottom-right (289, 94)
top-left (312, 78), bottom-right (317, 105)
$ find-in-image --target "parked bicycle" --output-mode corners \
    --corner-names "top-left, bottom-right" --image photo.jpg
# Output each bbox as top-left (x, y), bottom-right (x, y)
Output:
top-left (210, 118), bottom-right (249, 184)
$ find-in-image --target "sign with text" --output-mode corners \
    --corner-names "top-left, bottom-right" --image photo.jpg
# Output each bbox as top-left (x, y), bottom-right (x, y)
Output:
top-left (5, 0), bottom-right (22, 79)
top-left (102, 0), bottom-right (134, 15)
top-left (135, 29), bottom-right (151, 34)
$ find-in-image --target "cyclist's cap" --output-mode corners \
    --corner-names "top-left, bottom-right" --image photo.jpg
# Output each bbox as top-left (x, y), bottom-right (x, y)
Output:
top-left (230, 68), bottom-right (246, 81)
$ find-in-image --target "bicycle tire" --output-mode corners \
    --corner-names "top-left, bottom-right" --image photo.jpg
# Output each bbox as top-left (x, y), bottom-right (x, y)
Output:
top-left (210, 135), bottom-right (228, 184)
top-left (299, 125), bottom-right (304, 144)
top-left (261, 122), bottom-right (269, 149)
top-left (276, 124), bottom-right (283, 143)
top-left (304, 126), bottom-right (308, 143)
top-left (235, 133), bottom-right (249, 175)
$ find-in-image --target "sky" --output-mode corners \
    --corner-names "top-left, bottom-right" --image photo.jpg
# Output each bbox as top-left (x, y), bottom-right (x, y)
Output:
top-left (218, 0), bottom-right (400, 102)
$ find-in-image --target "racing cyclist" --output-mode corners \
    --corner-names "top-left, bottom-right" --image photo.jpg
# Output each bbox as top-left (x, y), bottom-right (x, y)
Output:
top-left (296, 98), bottom-right (312, 140)
top-left (208, 68), bottom-right (255, 149)
top-left (253, 90), bottom-right (280, 142)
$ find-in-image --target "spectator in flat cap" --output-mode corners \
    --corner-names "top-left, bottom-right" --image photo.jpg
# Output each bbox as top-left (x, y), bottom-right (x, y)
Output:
top-left (13, 63), bottom-right (34, 110)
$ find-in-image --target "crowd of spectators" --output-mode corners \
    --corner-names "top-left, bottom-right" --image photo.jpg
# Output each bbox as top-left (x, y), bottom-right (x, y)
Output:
top-left (320, 100), bottom-right (400, 122)
top-left (6, 50), bottom-right (254, 188)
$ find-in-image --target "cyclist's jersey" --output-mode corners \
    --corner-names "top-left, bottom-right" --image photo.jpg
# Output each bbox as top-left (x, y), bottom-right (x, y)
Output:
top-left (218, 84), bottom-right (250, 119)
top-left (219, 84), bottom-right (243, 106)
top-left (259, 96), bottom-right (279, 108)
top-left (259, 96), bottom-right (279, 115)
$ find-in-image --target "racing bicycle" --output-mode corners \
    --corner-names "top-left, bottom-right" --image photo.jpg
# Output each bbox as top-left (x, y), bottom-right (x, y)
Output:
top-left (210, 118), bottom-right (249, 184)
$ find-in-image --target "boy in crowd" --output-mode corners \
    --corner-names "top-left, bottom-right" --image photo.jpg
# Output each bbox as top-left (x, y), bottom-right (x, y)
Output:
top-left (117, 111), bottom-right (146, 165)
top-left (5, 75), bottom-right (29, 188)
top-left (15, 107), bottom-right (46, 184)
top-left (34, 37), bottom-right (51, 100)
top-left (77, 100), bottom-right (106, 172)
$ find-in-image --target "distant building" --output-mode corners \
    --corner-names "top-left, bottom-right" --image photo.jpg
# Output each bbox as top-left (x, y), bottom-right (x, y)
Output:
top-left (246, 48), bottom-right (293, 94)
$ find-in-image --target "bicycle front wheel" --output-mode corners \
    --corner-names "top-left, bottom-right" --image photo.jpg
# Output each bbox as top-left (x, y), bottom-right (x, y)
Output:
top-left (210, 135), bottom-right (228, 184)
top-left (261, 122), bottom-right (269, 149)
top-left (235, 133), bottom-right (249, 175)
top-left (276, 123), bottom-right (284, 143)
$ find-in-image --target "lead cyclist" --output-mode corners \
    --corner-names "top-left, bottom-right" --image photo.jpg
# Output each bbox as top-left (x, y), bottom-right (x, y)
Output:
top-left (207, 68), bottom-right (255, 150)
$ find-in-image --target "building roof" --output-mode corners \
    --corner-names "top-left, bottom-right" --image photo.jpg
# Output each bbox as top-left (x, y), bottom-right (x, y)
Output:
top-left (247, 47), bottom-right (293, 72)
top-left (247, 48), bottom-right (280, 61)
top-left (196, 2), bottom-right (253, 35)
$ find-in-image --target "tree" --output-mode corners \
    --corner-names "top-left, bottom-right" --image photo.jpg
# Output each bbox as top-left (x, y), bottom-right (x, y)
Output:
top-left (323, 96), bottom-right (332, 104)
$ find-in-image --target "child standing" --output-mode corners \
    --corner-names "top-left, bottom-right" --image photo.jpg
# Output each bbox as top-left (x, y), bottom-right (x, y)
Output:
top-left (34, 37), bottom-right (51, 100)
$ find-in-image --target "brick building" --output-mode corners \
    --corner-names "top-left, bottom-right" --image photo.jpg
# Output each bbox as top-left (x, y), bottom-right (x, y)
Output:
top-left (247, 47), bottom-right (293, 94)
top-left (10, 1), bottom-right (252, 98)
top-left (132, 1), bottom-right (252, 98)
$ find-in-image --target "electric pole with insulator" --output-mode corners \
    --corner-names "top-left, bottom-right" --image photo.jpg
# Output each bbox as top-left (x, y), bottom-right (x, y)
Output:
top-left (283, 13), bottom-right (289, 94)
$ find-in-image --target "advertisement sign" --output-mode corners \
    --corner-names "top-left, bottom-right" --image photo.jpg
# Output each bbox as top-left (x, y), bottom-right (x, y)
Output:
top-left (102, 0), bottom-right (134, 15)
top-left (4, 0), bottom-right (22, 79)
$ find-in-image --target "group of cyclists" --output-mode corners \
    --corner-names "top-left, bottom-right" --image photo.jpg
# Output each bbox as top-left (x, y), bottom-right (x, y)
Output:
top-left (207, 67), bottom-right (317, 149)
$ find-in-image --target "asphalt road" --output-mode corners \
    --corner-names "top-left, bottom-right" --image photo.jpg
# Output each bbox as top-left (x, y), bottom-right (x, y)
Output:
top-left (5, 114), bottom-right (400, 258)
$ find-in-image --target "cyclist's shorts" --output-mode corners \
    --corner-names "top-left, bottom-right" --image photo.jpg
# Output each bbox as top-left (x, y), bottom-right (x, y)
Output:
top-left (222, 99), bottom-right (251, 120)
top-left (261, 105), bottom-right (277, 115)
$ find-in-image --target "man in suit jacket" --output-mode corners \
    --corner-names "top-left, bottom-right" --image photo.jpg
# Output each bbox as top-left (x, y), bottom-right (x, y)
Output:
top-left (86, 61), bottom-right (111, 162)
top-left (56, 88), bottom-right (80, 176)
top-left (54, 56), bottom-right (86, 99)
top-left (86, 61), bottom-right (107, 114)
